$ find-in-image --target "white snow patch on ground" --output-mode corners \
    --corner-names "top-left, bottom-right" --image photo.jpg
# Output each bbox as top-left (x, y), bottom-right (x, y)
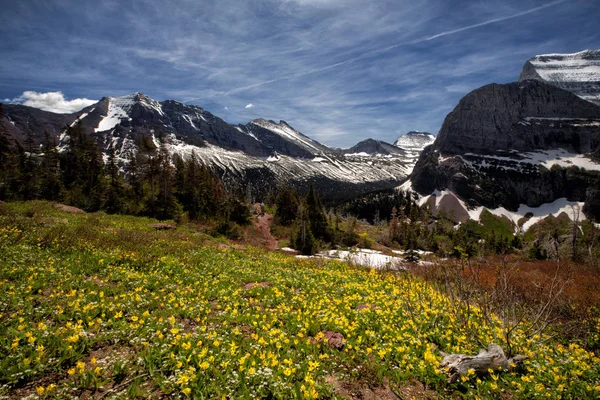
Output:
top-left (344, 152), bottom-right (372, 157)
top-left (486, 198), bottom-right (586, 233)
top-left (418, 188), bottom-right (586, 233)
top-left (311, 249), bottom-right (407, 269)
top-left (391, 249), bottom-right (433, 256)
top-left (280, 247), bottom-right (298, 253)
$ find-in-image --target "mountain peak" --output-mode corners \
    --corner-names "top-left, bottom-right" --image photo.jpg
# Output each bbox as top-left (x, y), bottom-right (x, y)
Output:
top-left (519, 49), bottom-right (600, 105)
top-left (343, 138), bottom-right (404, 157)
top-left (394, 131), bottom-right (435, 151)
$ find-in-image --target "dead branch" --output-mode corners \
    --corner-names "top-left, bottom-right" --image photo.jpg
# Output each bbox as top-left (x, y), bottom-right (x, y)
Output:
top-left (438, 344), bottom-right (527, 384)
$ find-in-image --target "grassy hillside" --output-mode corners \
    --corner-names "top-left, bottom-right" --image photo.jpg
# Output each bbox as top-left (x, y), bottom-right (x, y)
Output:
top-left (1, 202), bottom-right (599, 399)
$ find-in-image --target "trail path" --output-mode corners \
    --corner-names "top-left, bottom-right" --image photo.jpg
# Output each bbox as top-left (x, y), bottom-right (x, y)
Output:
top-left (255, 213), bottom-right (278, 251)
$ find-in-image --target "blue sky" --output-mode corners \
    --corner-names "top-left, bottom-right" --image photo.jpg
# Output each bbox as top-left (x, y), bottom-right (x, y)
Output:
top-left (1, 0), bottom-right (599, 148)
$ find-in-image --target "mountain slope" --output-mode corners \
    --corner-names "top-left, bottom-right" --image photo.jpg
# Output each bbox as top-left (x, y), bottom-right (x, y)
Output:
top-left (1, 93), bottom-right (414, 202)
top-left (393, 131), bottom-right (435, 167)
top-left (519, 49), bottom-right (600, 105)
top-left (408, 79), bottom-right (600, 225)
top-left (342, 138), bottom-right (406, 156)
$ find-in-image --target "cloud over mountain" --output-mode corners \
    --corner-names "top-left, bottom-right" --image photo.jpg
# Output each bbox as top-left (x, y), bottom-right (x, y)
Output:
top-left (7, 91), bottom-right (97, 114)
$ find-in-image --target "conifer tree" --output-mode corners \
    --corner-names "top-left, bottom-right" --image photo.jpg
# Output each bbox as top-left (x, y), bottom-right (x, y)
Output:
top-left (292, 202), bottom-right (317, 255)
top-left (154, 140), bottom-right (182, 220)
top-left (104, 145), bottom-right (126, 214)
top-left (39, 131), bottom-right (63, 201)
top-left (0, 104), bottom-right (20, 200)
top-left (274, 187), bottom-right (299, 226)
top-left (305, 184), bottom-right (331, 241)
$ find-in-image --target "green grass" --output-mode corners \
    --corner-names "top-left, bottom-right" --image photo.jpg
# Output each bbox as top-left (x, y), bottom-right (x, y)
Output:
top-left (462, 209), bottom-right (515, 241)
top-left (1, 201), bottom-right (599, 399)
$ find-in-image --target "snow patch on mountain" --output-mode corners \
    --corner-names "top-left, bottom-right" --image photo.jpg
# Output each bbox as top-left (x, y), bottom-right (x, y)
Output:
top-left (96, 95), bottom-right (135, 132)
top-left (461, 149), bottom-right (600, 172)
top-left (250, 119), bottom-right (323, 155)
top-left (235, 125), bottom-right (259, 141)
top-left (69, 109), bottom-right (92, 127)
top-left (394, 131), bottom-right (435, 151)
top-left (528, 50), bottom-right (600, 83)
top-left (407, 186), bottom-right (587, 233)
top-left (519, 49), bottom-right (600, 104)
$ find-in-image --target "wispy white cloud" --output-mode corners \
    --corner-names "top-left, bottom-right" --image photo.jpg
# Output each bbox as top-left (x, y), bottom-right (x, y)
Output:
top-left (244, 103), bottom-right (254, 109)
top-left (0, 0), bottom-right (595, 147)
top-left (223, 0), bottom-right (568, 95)
top-left (7, 91), bottom-right (97, 113)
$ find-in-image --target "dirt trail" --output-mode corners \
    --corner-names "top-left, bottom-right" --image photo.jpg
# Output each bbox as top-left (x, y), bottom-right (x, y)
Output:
top-left (254, 213), bottom-right (278, 251)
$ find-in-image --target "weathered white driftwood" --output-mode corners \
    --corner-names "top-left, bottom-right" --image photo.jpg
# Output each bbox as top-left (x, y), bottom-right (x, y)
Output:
top-left (439, 344), bottom-right (527, 383)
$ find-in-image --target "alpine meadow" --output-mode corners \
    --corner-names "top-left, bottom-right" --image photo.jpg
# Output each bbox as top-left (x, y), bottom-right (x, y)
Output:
top-left (2, 1), bottom-right (600, 399)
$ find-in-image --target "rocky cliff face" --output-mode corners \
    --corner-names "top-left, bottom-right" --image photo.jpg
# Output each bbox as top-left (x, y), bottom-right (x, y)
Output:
top-left (519, 49), bottom-right (600, 105)
top-left (433, 80), bottom-right (600, 156)
top-left (410, 79), bottom-right (600, 221)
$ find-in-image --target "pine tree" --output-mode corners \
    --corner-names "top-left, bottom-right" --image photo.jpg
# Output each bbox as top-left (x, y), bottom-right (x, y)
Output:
top-left (39, 131), bottom-right (63, 201)
top-left (292, 202), bottom-right (317, 255)
top-left (126, 152), bottom-right (144, 203)
top-left (153, 140), bottom-right (182, 220)
top-left (0, 104), bottom-right (20, 200)
top-left (18, 131), bottom-right (40, 200)
top-left (104, 145), bottom-right (126, 214)
top-left (275, 187), bottom-right (299, 226)
top-left (305, 184), bottom-right (330, 241)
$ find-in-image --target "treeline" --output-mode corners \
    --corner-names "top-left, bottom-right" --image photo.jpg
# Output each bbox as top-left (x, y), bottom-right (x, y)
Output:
top-left (0, 112), bottom-right (249, 228)
top-left (273, 186), bottom-right (425, 256)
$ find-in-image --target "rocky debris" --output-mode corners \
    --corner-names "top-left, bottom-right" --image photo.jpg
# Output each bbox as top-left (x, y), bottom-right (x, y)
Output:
top-left (243, 282), bottom-right (270, 289)
top-left (322, 331), bottom-right (345, 349)
top-left (55, 204), bottom-right (85, 213)
top-left (149, 223), bottom-right (176, 230)
top-left (357, 303), bottom-right (377, 311)
top-left (325, 375), bottom-right (402, 400)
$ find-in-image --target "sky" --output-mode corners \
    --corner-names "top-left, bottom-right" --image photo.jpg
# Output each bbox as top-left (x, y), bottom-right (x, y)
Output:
top-left (1, 0), bottom-right (599, 148)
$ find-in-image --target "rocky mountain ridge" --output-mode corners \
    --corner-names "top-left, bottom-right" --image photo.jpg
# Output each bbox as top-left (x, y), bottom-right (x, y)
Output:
top-left (519, 49), bottom-right (600, 105)
top-left (1, 93), bottom-right (421, 202)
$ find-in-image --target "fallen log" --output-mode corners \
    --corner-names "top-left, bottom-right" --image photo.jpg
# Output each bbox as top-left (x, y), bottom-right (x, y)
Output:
top-left (439, 344), bottom-right (527, 383)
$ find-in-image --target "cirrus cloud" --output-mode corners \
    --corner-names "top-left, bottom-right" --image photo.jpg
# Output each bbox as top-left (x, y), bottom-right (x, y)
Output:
top-left (244, 103), bottom-right (254, 109)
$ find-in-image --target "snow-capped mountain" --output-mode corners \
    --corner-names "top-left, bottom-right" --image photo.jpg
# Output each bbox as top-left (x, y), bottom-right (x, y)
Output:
top-left (342, 138), bottom-right (406, 157)
top-left (407, 78), bottom-right (600, 229)
top-left (519, 49), bottom-right (600, 105)
top-left (1, 93), bottom-right (416, 202)
top-left (394, 131), bottom-right (435, 150)
top-left (393, 131), bottom-right (435, 165)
